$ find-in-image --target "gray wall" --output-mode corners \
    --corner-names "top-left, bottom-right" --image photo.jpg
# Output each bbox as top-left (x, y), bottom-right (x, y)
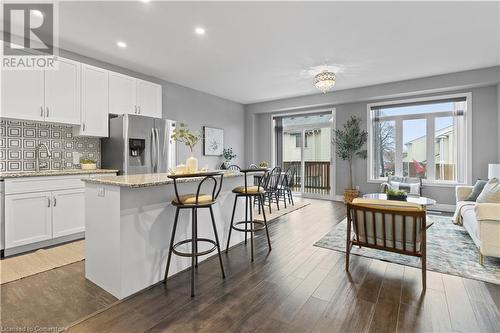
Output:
top-left (245, 67), bottom-right (500, 206)
top-left (498, 84), bottom-right (500, 162)
top-left (60, 49), bottom-right (245, 170)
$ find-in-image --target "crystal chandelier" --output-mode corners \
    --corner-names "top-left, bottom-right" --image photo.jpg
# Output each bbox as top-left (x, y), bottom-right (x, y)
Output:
top-left (314, 70), bottom-right (336, 93)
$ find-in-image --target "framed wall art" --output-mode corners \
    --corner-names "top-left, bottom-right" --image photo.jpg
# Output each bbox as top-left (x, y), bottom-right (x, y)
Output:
top-left (203, 126), bottom-right (224, 156)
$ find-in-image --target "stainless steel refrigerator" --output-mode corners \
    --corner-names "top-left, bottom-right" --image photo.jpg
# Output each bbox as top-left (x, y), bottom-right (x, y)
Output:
top-left (101, 114), bottom-right (176, 175)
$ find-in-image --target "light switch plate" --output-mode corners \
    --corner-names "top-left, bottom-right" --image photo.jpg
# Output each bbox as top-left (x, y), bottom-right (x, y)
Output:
top-left (73, 152), bottom-right (82, 165)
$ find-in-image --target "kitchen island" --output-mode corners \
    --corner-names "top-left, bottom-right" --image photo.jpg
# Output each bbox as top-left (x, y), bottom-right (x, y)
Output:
top-left (82, 171), bottom-right (250, 299)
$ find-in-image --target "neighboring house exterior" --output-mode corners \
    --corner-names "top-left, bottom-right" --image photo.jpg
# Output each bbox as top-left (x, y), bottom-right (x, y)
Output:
top-left (403, 125), bottom-right (455, 180)
top-left (282, 129), bottom-right (331, 162)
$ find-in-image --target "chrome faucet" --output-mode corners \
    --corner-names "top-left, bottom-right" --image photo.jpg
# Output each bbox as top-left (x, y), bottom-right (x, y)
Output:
top-left (35, 143), bottom-right (52, 172)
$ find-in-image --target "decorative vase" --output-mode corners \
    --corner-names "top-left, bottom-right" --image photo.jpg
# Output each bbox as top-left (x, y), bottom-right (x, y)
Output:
top-left (220, 161), bottom-right (227, 170)
top-left (186, 155), bottom-right (198, 173)
top-left (343, 189), bottom-right (359, 203)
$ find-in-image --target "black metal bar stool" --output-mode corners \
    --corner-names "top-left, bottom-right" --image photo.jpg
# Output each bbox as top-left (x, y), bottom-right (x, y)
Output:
top-left (163, 171), bottom-right (225, 297)
top-left (225, 168), bottom-right (272, 262)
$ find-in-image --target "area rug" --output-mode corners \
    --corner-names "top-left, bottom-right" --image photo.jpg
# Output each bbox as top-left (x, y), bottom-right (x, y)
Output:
top-left (314, 215), bottom-right (500, 285)
top-left (253, 200), bottom-right (310, 222)
top-left (0, 240), bottom-right (85, 284)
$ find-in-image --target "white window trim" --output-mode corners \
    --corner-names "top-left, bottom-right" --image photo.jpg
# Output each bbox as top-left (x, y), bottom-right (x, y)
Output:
top-left (366, 92), bottom-right (472, 187)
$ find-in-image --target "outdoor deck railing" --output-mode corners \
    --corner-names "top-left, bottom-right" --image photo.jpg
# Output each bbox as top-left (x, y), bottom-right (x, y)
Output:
top-left (283, 161), bottom-right (330, 195)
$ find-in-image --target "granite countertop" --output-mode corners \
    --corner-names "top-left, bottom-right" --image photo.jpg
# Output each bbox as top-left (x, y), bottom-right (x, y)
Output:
top-left (0, 169), bottom-right (119, 179)
top-left (83, 171), bottom-right (245, 188)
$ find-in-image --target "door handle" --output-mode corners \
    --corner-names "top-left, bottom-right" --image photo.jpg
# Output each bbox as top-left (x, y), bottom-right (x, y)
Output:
top-left (40, 106), bottom-right (44, 117)
top-left (47, 197), bottom-right (51, 207)
top-left (155, 128), bottom-right (160, 172)
top-left (53, 197), bottom-right (57, 207)
top-left (46, 107), bottom-right (49, 117)
top-left (151, 128), bottom-right (156, 172)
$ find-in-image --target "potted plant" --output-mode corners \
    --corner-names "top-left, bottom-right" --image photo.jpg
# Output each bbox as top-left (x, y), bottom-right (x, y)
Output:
top-left (258, 161), bottom-right (269, 168)
top-left (332, 116), bottom-right (368, 203)
top-left (221, 147), bottom-right (237, 169)
top-left (171, 123), bottom-right (201, 173)
top-left (386, 188), bottom-right (408, 201)
top-left (80, 158), bottom-right (97, 170)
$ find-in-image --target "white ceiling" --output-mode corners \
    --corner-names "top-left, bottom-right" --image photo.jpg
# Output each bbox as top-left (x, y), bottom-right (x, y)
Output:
top-left (57, 1), bottom-right (500, 104)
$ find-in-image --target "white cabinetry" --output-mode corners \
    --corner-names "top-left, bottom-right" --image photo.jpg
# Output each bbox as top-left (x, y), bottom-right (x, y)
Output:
top-left (109, 71), bottom-right (162, 118)
top-left (1, 57), bottom-right (80, 124)
top-left (3, 172), bottom-right (116, 255)
top-left (109, 72), bottom-right (137, 115)
top-left (52, 188), bottom-right (85, 238)
top-left (44, 58), bottom-right (81, 124)
top-left (75, 64), bottom-right (109, 137)
top-left (136, 80), bottom-right (162, 118)
top-left (1, 69), bottom-right (45, 121)
top-left (1, 56), bottom-right (162, 133)
top-left (5, 192), bottom-right (52, 248)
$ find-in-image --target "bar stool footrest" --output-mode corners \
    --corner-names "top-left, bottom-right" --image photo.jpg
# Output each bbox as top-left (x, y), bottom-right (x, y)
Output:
top-left (172, 238), bottom-right (217, 257)
top-left (232, 220), bottom-right (266, 232)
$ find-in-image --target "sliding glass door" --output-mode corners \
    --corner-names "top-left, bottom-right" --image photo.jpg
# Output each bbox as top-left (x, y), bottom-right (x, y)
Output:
top-left (277, 112), bottom-right (334, 199)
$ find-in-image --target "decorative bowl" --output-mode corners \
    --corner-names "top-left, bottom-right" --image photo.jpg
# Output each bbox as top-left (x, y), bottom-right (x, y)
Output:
top-left (81, 163), bottom-right (97, 170)
top-left (387, 194), bottom-right (407, 201)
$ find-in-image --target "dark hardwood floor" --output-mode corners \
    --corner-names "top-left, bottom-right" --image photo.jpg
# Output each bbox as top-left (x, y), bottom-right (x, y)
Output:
top-left (2, 199), bottom-right (500, 332)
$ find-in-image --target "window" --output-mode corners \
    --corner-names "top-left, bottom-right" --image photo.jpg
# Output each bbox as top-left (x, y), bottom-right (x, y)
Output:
top-left (368, 94), bottom-right (470, 185)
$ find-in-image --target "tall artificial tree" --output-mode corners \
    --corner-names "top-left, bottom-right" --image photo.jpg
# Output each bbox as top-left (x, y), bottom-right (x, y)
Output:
top-left (332, 116), bottom-right (368, 189)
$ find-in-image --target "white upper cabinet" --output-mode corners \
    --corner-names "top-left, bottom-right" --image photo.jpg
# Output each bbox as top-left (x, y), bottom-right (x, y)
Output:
top-left (75, 64), bottom-right (109, 137)
top-left (1, 57), bottom-right (80, 125)
top-left (1, 68), bottom-right (45, 121)
top-left (44, 57), bottom-right (81, 125)
top-left (109, 71), bottom-right (162, 118)
top-left (136, 80), bottom-right (162, 118)
top-left (109, 72), bottom-right (137, 115)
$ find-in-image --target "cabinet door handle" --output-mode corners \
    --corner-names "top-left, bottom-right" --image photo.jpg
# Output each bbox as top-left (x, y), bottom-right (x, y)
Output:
top-left (53, 197), bottom-right (57, 207)
top-left (40, 106), bottom-right (44, 117)
top-left (46, 107), bottom-right (50, 117)
top-left (134, 105), bottom-right (137, 114)
top-left (82, 123), bottom-right (86, 131)
top-left (138, 106), bottom-right (141, 114)
top-left (47, 197), bottom-right (51, 207)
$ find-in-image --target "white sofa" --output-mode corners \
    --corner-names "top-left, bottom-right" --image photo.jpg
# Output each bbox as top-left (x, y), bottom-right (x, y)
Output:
top-left (455, 186), bottom-right (500, 264)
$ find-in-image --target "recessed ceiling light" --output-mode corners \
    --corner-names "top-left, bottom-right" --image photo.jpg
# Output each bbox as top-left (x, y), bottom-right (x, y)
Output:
top-left (194, 27), bottom-right (206, 36)
top-left (116, 41), bottom-right (127, 49)
top-left (140, 0), bottom-right (150, 3)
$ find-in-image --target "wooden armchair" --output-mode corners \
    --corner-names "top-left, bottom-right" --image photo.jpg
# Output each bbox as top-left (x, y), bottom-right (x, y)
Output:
top-left (346, 198), bottom-right (430, 290)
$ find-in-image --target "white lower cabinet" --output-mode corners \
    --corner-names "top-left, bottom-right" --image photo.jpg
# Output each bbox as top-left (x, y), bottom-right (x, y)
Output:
top-left (52, 189), bottom-right (85, 238)
top-left (3, 173), bottom-right (116, 254)
top-left (5, 191), bottom-right (52, 248)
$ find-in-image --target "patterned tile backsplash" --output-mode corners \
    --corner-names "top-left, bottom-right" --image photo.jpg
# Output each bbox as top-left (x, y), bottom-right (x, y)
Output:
top-left (0, 119), bottom-right (101, 172)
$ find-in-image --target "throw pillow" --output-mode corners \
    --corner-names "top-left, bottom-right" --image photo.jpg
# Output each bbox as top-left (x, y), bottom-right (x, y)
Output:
top-left (465, 179), bottom-right (487, 201)
top-left (476, 178), bottom-right (500, 204)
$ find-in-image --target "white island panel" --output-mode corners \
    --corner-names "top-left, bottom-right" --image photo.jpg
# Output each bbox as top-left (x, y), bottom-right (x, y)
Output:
top-left (84, 174), bottom-right (249, 299)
